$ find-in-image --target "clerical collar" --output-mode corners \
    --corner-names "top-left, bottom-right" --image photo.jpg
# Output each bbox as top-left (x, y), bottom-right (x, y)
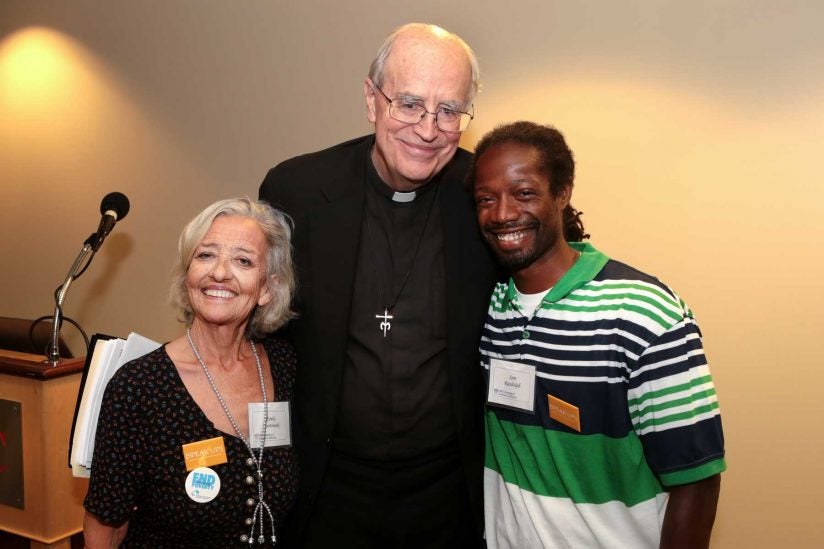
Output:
top-left (366, 145), bottom-right (439, 203)
top-left (392, 191), bottom-right (416, 203)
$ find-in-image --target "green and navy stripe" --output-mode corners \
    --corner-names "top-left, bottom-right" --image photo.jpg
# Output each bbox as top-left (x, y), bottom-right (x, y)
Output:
top-left (482, 242), bottom-right (725, 548)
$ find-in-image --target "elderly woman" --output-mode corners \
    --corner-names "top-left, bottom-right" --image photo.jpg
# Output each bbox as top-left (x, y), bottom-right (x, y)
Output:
top-left (83, 197), bottom-right (298, 547)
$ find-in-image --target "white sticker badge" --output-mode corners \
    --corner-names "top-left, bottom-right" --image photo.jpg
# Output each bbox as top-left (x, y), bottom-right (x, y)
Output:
top-left (248, 401), bottom-right (291, 448)
top-left (487, 358), bottom-right (537, 413)
top-left (185, 466), bottom-right (221, 503)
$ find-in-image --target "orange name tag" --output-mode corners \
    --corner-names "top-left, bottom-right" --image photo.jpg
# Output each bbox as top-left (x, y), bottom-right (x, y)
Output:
top-left (182, 436), bottom-right (228, 471)
top-left (548, 394), bottom-right (581, 432)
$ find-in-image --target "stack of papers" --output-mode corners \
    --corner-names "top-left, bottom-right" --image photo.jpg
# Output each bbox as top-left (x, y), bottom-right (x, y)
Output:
top-left (69, 332), bottom-right (161, 478)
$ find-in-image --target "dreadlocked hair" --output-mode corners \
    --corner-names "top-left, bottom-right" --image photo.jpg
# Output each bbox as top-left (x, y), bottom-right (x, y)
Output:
top-left (564, 205), bottom-right (589, 242)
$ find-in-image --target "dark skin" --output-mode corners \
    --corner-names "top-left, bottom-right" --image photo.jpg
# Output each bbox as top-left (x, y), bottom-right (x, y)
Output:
top-left (474, 142), bottom-right (721, 547)
top-left (661, 474), bottom-right (721, 549)
top-left (473, 143), bottom-right (577, 293)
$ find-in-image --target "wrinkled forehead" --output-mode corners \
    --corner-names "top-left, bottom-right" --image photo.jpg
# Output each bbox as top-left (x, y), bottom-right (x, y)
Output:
top-left (383, 35), bottom-right (473, 105)
top-left (200, 216), bottom-right (268, 250)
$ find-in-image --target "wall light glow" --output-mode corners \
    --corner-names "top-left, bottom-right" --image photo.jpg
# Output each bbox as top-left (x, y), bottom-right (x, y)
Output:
top-left (0, 26), bottom-right (129, 180)
top-left (0, 27), bottom-right (74, 105)
top-left (0, 27), bottom-right (87, 118)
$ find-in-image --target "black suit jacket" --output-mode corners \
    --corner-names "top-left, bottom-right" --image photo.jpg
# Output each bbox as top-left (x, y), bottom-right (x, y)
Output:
top-left (259, 135), bottom-right (497, 540)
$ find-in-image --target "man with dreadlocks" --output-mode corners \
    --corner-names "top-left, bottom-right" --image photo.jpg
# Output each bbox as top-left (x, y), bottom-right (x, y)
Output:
top-left (468, 121), bottom-right (725, 548)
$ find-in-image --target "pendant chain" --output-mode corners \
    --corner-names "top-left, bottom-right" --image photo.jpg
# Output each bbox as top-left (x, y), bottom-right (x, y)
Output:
top-left (364, 184), bottom-right (440, 337)
top-left (186, 328), bottom-right (277, 545)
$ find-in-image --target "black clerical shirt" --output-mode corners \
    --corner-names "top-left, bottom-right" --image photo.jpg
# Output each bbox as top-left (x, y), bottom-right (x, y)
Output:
top-left (334, 156), bottom-right (454, 462)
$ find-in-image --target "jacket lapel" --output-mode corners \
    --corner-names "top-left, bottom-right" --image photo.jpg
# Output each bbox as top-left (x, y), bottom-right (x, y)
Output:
top-left (305, 144), bottom-right (367, 380)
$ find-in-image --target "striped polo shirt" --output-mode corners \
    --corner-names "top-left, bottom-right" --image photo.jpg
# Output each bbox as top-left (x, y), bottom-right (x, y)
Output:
top-left (482, 242), bottom-right (725, 549)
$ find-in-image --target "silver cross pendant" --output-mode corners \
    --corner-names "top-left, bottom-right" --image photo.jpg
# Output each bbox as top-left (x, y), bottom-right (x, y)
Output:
top-left (375, 308), bottom-right (393, 337)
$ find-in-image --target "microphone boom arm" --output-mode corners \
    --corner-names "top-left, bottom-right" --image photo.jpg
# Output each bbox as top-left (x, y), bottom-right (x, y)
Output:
top-left (48, 240), bottom-right (95, 365)
top-left (46, 191), bottom-right (129, 365)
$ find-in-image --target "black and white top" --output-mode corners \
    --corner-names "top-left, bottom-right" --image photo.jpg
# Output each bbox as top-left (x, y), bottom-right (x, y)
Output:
top-left (84, 337), bottom-right (299, 547)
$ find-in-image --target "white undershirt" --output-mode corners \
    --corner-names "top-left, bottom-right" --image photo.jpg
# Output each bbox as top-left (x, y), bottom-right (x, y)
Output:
top-left (515, 286), bottom-right (551, 318)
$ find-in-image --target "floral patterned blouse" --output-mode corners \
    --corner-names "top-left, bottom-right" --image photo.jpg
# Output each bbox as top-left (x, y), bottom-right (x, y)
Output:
top-left (84, 337), bottom-right (299, 547)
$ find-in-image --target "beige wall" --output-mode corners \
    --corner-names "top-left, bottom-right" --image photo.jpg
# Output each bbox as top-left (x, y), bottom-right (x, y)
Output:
top-left (1, 1), bottom-right (822, 546)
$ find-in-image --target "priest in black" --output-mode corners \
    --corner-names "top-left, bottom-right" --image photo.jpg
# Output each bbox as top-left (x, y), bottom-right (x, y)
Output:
top-left (259, 23), bottom-right (497, 548)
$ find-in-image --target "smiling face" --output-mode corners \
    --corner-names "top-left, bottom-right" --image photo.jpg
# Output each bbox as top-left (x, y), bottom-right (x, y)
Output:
top-left (185, 215), bottom-right (272, 331)
top-left (474, 142), bottom-right (571, 288)
top-left (365, 31), bottom-right (472, 191)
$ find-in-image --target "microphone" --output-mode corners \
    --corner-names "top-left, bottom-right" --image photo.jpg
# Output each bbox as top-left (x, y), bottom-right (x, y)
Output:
top-left (88, 192), bottom-right (130, 251)
top-left (46, 192), bottom-right (132, 364)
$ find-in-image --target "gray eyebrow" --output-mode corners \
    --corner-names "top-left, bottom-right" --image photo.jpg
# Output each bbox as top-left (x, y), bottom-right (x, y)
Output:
top-left (394, 93), bottom-right (466, 112)
top-left (394, 93), bottom-right (425, 103)
top-left (196, 241), bottom-right (259, 256)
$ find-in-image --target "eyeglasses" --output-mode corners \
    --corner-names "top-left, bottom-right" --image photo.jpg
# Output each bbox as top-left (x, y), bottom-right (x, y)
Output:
top-left (372, 84), bottom-right (474, 133)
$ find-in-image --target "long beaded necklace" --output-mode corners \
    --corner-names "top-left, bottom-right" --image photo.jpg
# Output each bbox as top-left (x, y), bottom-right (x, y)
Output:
top-left (186, 328), bottom-right (276, 545)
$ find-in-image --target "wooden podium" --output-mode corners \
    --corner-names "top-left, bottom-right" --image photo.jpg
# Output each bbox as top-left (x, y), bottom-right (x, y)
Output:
top-left (0, 350), bottom-right (87, 548)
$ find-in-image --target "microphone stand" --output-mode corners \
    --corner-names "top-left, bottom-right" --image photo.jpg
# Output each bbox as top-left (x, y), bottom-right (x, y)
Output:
top-left (47, 235), bottom-right (97, 366)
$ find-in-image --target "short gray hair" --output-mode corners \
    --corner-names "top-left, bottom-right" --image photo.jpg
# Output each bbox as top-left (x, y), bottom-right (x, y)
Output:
top-left (170, 197), bottom-right (296, 338)
top-left (368, 23), bottom-right (480, 106)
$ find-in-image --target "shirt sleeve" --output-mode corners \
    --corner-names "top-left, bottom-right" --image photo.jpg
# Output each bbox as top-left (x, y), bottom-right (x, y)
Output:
top-left (627, 309), bottom-right (726, 486)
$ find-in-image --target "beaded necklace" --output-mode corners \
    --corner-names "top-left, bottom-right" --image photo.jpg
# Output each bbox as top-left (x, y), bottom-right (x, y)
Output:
top-left (186, 328), bottom-right (276, 545)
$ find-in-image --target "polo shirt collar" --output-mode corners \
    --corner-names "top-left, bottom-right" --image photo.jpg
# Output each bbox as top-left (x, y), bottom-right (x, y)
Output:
top-left (503, 242), bottom-right (609, 307)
